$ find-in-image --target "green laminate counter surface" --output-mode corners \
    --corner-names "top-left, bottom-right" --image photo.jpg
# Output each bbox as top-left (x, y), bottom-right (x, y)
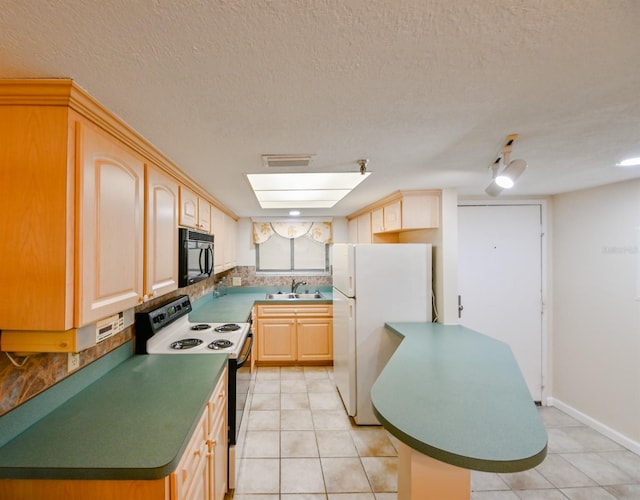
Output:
top-left (189, 286), bottom-right (333, 323)
top-left (0, 354), bottom-right (227, 480)
top-left (372, 322), bottom-right (547, 473)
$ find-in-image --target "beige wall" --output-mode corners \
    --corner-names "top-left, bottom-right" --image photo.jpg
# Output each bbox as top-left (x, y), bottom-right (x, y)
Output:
top-left (552, 179), bottom-right (640, 445)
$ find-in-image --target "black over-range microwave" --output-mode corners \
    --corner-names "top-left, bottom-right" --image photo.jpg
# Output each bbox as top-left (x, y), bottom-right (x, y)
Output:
top-left (178, 228), bottom-right (214, 287)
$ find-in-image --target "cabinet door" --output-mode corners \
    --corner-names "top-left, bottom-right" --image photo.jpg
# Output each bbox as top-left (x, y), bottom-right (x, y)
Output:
top-left (223, 213), bottom-right (236, 270)
top-left (383, 200), bottom-right (402, 231)
top-left (209, 408), bottom-right (228, 500)
top-left (402, 193), bottom-right (440, 229)
top-left (146, 165), bottom-right (179, 299)
top-left (357, 213), bottom-right (372, 243)
top-left (297, 318), bottom-right (333, 361)
top-left (211, 205), bottom-right (225, 274)
top-left (257, 318), bottom-right (296, 361)
top-left (371, 207), bottom-right (384, 233)
top-left (179, 185), bottom-right (199, 230)
top-left (171, 411), bottom-right (208, 500)
top-left (348, 217), bottom-right (358, 243)
top-left (79, 121), bottom-right (144, 325)
top-left (198, 198), bottom-right (212, 233)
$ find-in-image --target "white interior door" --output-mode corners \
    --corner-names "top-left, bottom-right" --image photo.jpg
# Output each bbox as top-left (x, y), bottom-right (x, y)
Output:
top-left (458, 204), bottom-right (543, 401)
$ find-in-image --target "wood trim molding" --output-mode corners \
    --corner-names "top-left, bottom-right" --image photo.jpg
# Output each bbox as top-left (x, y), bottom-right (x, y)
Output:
top-left (0, 79), bottom-right (238, 220)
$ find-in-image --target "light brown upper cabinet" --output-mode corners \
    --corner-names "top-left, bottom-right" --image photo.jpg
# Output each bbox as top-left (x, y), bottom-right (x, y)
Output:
top-left (78, 118), bottom-right (145, 325)
top-left (371, 199), bottom-right (402, 233)
top-left (211, 206), bottom-right (237, 274)
top-left (0, 79), bottom-right (233, 351)
top-left (180, 185), bottom-right (212, 233)
top-left (348, 190), bottom-right (441, 243)
top-left (145, 165), bottom-right (179, 299)
top-left (0, 91), bottom-right (145, 333)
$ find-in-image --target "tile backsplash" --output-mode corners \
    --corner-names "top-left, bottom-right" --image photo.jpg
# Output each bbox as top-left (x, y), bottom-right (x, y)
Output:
top-left (226, 266), bottom-right (332, 289)
top-left (0, 266), bottom-right (331, 416)
top-left (0, 274), bottom-right (220, 416)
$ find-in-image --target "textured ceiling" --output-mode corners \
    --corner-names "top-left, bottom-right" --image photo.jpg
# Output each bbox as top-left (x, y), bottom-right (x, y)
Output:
top-left (2, 0), bottom-right (639, 217)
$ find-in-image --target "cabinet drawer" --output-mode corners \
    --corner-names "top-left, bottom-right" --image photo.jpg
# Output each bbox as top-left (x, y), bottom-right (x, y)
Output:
top-left (294, 305), bottom-right (333, 317)
top-left (256, 305), bottom-right (298, 317)
top-left (256, 305), bottom-right (333, 317)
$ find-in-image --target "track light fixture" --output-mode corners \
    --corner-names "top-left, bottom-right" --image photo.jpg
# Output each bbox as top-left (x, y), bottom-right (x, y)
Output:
top-left (485, 134), bottom-right (528, 197)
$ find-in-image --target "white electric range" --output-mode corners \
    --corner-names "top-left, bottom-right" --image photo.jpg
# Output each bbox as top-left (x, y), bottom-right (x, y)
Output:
top-left (134, 295), bottom-right (253, 490)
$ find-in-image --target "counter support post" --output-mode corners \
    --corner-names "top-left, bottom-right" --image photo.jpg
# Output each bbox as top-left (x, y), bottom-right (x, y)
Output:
top-left (397, 441), bottom-right (470, 500)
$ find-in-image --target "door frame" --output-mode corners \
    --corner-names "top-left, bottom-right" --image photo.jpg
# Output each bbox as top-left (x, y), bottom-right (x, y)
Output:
top-left (457, 198), bottom-right (551, 403)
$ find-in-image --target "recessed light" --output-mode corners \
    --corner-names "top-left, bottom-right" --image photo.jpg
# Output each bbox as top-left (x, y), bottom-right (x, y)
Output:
top-left (289, 210), bottom-right (301, 216)
top-left (616, 157), bottom-right (640, 167)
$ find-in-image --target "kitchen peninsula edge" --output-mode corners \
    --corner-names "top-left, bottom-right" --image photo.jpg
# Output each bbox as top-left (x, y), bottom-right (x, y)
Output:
top-left (371, 322), bottom-right (547, 499)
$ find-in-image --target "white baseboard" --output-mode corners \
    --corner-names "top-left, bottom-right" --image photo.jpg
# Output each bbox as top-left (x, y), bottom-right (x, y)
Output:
top-left (548, 397), bottom-right (640, 455)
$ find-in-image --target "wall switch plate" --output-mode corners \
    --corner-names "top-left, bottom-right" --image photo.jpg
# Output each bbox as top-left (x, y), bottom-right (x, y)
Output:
top-left (232, 277), bottom-right (242, 286)
top-left (68, 352), bottom-right (80, 372)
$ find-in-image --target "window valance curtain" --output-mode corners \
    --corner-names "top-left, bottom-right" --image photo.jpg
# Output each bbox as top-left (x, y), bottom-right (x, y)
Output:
top-left (252, 222), bottom-right (333, 244)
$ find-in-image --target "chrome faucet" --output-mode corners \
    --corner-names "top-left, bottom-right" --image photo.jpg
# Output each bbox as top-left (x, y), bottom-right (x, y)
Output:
top-left (291, 279), bottom-right (307, 293)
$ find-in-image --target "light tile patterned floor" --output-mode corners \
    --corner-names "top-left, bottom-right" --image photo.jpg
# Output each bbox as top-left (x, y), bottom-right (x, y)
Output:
top-left (227, 366), bottom-right (640, 499)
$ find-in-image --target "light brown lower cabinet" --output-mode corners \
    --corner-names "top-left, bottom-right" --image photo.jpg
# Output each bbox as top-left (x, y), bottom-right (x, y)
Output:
top-left (171, 366), bottom-right (227, 500)
top-left (0, 367), bottom-right (228, 500)
top-left (255, 304), bottom-right (333, 364)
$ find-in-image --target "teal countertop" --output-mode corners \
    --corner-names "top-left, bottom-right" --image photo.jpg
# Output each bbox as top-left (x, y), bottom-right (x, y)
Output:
top-left (372, 322), bottom-right (547, 473)
top-left (189, 286), bottom-right (333, 323)
top-left (0, 354), bottom-right (227, 480)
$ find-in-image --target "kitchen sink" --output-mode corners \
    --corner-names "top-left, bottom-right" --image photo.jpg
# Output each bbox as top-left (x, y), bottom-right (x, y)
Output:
top-left (265, 292), bottom-right (325, 300)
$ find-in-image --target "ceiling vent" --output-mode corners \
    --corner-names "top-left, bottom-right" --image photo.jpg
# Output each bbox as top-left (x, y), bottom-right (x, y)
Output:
top-left (262, 154), bottom-right (315, 168)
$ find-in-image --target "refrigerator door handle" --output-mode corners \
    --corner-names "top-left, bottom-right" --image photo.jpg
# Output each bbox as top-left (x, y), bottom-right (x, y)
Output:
top-left (349, 303), bottom-right (354, 321)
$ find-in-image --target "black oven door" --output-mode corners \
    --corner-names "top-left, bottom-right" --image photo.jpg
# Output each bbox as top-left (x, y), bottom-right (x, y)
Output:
top-left (229, 332), bottom-right (253, 445)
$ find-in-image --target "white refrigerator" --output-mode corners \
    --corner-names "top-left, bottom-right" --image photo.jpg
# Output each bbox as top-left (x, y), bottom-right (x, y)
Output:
top-left (332, 243), bottom-right (432, 425)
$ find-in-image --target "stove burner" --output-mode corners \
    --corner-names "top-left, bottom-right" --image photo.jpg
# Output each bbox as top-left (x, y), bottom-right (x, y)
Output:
top-left (208, 339), bottom-right (233, 350)
top-left (190, 324), bottom-right (212, 331)
top-left (214, 323), bottom-right (241, 332)
top-left (170, 338), bottom-right (203, 350)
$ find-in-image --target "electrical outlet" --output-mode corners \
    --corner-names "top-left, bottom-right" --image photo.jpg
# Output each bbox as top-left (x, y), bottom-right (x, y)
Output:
top-left (232, 277), bottom-right (242, 286)
top-left (68, 352), bottom-right (80, 372)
